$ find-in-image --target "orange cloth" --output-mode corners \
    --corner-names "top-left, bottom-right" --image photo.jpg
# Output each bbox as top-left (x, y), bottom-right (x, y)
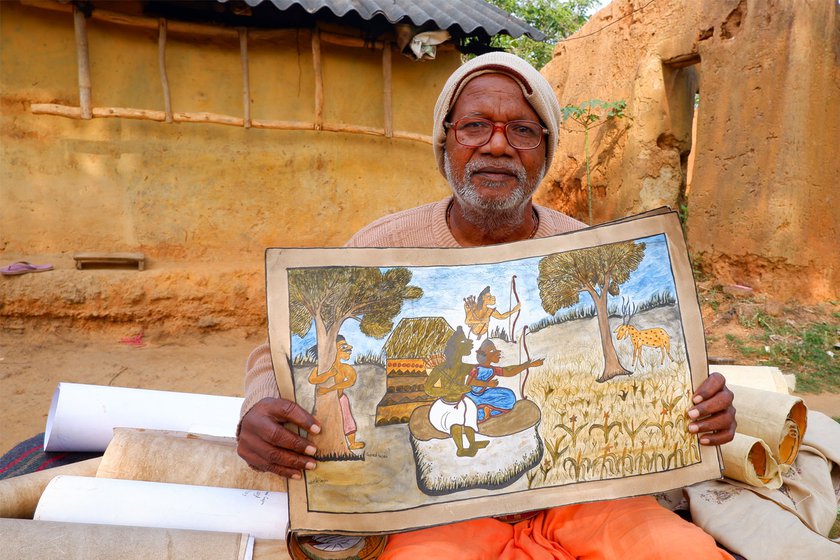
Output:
top-left (381, 496), bottom-right (734, 560)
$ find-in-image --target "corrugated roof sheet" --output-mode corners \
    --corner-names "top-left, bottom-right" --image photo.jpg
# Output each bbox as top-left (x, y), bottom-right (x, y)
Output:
top-left (229, 0), bottom-right (546, 40)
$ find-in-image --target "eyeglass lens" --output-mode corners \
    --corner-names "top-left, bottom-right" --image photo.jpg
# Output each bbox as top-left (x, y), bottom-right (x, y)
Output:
top-left (454, 118), bottom-right (543, 149)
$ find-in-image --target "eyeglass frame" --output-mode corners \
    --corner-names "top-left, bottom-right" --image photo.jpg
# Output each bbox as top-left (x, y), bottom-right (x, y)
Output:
top-left (443, 117), bottom-right (549, 150)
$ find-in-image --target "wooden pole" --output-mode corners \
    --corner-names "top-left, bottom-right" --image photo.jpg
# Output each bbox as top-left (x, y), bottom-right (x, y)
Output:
top-left (30, 104), bottom-right (433, 143)
top-left (158, 19), bottom-right (173, 123)
top-left (311, 28), bottom-right (323, 131)
top-left (73, 5), bottom-right (92, 120)
top-left (239, 28), bottom-right (251, 129)
top-left (382, 42), bottom-right (393, 139)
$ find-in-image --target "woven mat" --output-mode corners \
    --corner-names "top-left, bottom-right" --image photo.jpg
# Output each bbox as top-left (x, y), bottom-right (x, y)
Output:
top-left (0, 433), bottom-right (101, 480)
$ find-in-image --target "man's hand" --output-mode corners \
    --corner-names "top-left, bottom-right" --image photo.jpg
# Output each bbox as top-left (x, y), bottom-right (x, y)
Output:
top-left (237, 397), bottom-right (321, 479)
top-left (687, 372), bottom-right (736, 445)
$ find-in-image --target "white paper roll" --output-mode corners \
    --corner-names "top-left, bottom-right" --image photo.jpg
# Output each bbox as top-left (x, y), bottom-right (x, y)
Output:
top-left (35, 476), bottom-right (288, 540)
top-left (44, 382), bottom-right (244, 451)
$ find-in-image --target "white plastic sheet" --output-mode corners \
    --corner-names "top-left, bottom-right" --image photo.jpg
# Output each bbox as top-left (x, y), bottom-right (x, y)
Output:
top-left (44, 382), bottom-right (243, 451)
top-left (35, 475), bottom-right (288, 540)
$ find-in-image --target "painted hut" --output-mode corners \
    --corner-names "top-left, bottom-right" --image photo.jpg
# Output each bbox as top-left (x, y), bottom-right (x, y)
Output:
top-left (0, 0), bottom-right (544, 332)
top-left (375, 316), bottom-right (454, 426)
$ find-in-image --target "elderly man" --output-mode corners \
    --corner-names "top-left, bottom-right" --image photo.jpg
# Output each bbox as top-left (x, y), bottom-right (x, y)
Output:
top-left (237, 52), bottom-right (736, 559)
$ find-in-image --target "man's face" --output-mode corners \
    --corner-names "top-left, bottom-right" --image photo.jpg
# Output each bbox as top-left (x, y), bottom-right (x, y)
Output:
top-left (444, 74), bottom-right (547, 219)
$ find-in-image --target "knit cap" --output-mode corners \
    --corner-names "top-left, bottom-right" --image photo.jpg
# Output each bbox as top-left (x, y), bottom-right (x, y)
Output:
top-left (433, 52), bottom-right (562, 176)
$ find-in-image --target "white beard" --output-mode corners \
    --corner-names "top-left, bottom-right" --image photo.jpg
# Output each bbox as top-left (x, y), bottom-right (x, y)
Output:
top-left (444, 152), bottom-right (545, 231)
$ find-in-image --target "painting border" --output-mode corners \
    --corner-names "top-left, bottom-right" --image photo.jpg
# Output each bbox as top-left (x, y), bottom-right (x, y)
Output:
top-left (267, 209), bottom-right (722, 535)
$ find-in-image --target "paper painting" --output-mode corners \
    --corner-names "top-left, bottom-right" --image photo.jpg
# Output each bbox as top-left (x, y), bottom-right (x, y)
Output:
top-left (267, 209), bottom-right (722, 535)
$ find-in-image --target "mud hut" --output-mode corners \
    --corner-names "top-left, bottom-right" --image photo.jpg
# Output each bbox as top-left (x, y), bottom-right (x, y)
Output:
top-left (0, 0), bottom-right (544, 332)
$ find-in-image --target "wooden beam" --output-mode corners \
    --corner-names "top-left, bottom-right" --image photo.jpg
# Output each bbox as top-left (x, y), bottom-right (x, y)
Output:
top-left (311, 29), bottom-right (324, 131)
top-left (30, 104), bottom-right (433, 144)
top-left (239, 28), bottom-right (251, 129)
top-left (31, 104), bottom-right (167, 121)
top-left (662, 53), bottom-right (701, 69)
top-left (73, 5), bottom-right (92, 120)
top-left (158, 19), bottom-right (173, 123)
top-left (382, 42), bottom-right (393, 139)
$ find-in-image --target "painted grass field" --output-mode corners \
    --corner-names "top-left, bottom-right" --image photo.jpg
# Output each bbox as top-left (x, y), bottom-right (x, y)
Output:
top-left (294, 304), bottom-right (701, 513)
top-left (521, 305), bottom-right (702, 488)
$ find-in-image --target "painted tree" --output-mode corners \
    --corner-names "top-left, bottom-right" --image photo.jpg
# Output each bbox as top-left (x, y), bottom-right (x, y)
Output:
top-left (289, 267), bottom-right (423, 459)
top-left (537, 241), bottom-right (645, 382)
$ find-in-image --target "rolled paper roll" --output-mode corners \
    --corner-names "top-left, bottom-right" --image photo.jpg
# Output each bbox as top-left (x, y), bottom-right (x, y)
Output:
top-left (0, 458), bottom-right (100, 519)
top-left (721, 433), bottom-right (782, 489)
top-left (44, 382), bottom-right (243, 452)
top-left (0, 518), bottom-right (252, 560)
top-left (728, 384), bottom-right (807, 469)
top-left (35, 475), bottom-right (289, 540)
top-left (96, 428), bottom-right (287, 493)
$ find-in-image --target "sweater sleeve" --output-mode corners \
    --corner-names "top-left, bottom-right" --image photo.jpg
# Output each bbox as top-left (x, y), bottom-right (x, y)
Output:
top-left (239, 342), bottom-right (280, 426)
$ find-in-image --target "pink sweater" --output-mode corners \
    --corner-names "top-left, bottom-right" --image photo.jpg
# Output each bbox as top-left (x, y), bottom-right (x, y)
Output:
top-left (240, 197), bottom-right (585, 420)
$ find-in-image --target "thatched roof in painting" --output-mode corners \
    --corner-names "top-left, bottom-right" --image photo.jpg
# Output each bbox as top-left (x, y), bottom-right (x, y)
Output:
top-left (384, 317), bottom-right (454, 358)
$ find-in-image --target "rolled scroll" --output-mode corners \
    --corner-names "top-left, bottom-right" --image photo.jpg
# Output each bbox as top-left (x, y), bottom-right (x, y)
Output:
top-left (96, 428), bottom-right (286, 492)
top-left (728, 384), bottom-right (807, 470)
top-left (0, 518), bottom-right (252, 560)
top-left (35, 475), bottom-right (288, 540)
top-left (720, 433), bottom-right (782, 489)
top-left (44, 382), bottom-right (243, 451)
top-left (0, 458), bottom-right (100, 519)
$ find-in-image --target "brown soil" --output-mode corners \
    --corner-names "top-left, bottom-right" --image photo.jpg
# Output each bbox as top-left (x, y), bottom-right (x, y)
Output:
top-left (1, 284), bottom-right (838, 456)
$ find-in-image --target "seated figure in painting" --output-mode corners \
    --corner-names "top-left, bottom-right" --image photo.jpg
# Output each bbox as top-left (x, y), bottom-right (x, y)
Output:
top-left (424, 327), bottom-right (488, 458)
top-left (467, 339), bottom-right (544, 423)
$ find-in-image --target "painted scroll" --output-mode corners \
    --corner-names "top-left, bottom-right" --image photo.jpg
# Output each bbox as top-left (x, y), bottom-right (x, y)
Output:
top-left (267, 209), bottom-right (722, 536)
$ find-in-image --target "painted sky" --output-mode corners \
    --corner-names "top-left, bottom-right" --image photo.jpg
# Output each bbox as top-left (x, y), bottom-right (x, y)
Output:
top-left (291, 234), bottom-right (677, 359)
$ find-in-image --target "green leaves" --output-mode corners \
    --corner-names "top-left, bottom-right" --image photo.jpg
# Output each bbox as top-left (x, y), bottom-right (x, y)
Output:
top-left (537, 241), bottom-right (646, 315)
top-left (483, 0), bottom-right (599, 69)
top-left (562, 99), bottom-right (627, 130)
top-left (288, 267), bottom-right (423, 339)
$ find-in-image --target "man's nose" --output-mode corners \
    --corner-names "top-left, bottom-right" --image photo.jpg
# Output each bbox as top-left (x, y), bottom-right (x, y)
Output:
top-left (480, 125), bottom-right (516, 157)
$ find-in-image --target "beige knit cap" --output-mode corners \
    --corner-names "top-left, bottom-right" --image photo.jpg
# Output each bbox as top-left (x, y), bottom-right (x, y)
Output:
top-left (433, 51), bottom-right (562, 176)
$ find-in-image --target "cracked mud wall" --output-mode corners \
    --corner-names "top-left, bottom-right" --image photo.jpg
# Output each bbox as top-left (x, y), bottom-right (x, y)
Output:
top-left (540, 0), bottom-right (839, 302)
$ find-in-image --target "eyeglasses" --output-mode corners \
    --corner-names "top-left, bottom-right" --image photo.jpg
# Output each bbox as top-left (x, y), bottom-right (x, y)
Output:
top-left (444, 117), bottom-right (548, 150)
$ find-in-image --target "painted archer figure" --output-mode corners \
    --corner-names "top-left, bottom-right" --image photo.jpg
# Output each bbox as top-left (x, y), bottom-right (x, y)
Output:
top-left (467, 339), bottom-right (544, 422)
top-left (463, 286), bottom-right (520, 339)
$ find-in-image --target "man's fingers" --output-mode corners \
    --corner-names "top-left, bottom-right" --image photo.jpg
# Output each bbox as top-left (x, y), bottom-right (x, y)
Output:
top-left (238, 428), bottom-right (317, 477)
top-left (238, 442), bottom-right (312, 479)
top-left (689, 407), bottom-right (737, 445)
top-left (252, 409), bottom-right (319, 457)
top-left (260, 398), bottom-right (321, 434)
top-left (688, 386), bottom-right (734, 419)
top-left (687, 373), bottom-right (736, 446)
top-left (692, 372), bottom-right (727, 404)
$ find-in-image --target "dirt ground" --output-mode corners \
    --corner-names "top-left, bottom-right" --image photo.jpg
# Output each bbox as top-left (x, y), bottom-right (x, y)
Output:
top-left (1, 312), bottom-right (838, 457)
top-left (0, 326), bottom-right (261, 455)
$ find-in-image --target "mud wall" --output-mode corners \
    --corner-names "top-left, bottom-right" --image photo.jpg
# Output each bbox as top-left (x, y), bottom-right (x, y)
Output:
top-left (0, 1), bottom-right (459, 332)
top-left (540, 0), bottom-right (839, 301)
top-left (0, 1), bottom-right (456, 261)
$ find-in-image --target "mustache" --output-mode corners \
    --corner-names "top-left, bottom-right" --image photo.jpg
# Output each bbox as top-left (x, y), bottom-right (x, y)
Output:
top-left (463, 158), bottom-right (527, 181)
